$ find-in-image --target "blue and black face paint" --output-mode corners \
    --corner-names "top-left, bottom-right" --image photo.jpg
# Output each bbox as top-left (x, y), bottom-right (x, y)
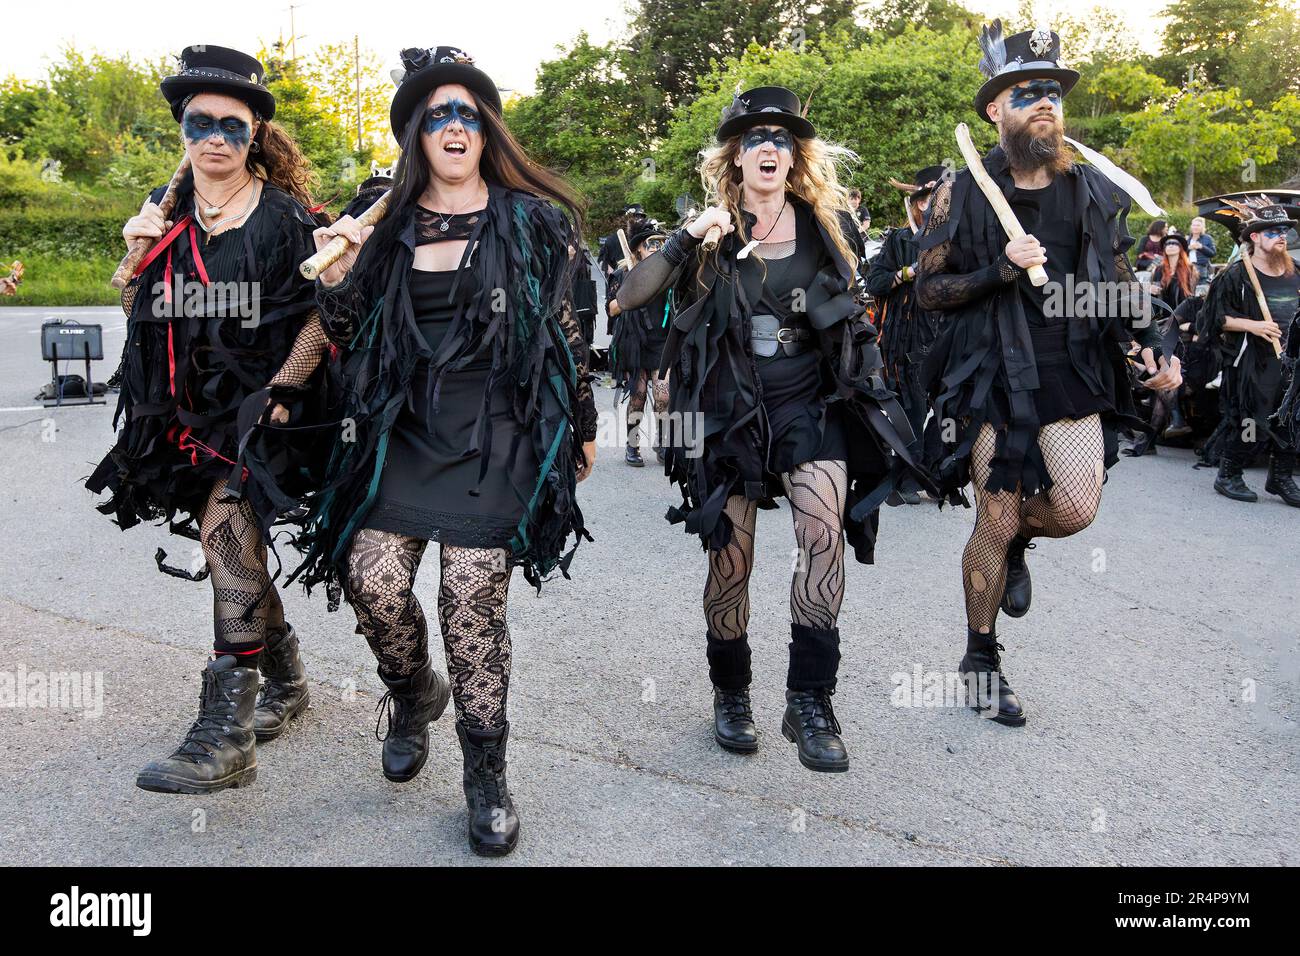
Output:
top-left (1007, 80), bottom-right (1063, 111)
top-left (741, 126), bottom-right (793, 153)
top-left (423, 98), bottom-right (482, 135)
top-left (182, 112), bottom-right (252, 150)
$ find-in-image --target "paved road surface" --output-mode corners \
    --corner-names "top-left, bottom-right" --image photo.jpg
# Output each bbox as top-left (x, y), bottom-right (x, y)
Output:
top-left (0, 306), bottom-right (1294, 865)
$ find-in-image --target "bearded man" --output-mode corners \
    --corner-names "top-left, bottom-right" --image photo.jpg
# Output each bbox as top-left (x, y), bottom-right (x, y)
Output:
top-left (916, 21), bottom-right (1182, 726)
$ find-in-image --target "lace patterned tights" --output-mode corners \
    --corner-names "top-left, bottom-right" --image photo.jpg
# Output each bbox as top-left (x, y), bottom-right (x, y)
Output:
top-left (345, 528), bottom-right (511, 730)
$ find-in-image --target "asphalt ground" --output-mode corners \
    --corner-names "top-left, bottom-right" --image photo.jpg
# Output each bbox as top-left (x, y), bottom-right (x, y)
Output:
top-left (0, 305), bottom-right (1294, 865)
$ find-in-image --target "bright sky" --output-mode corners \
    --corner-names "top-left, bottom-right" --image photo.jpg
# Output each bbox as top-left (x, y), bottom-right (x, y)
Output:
top-left (4, 0), bottom-right (1174, 94)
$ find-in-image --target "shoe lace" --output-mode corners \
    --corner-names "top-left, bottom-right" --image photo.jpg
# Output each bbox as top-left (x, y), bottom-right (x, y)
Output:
top-left (468, 745), bottom-right (508, 806)
top-left (171, 674), bottom-right (232, 763)
top-left (374, 691), bottom-right (396, 742)
top-left (794, 689), bottom-right (841, 736)
top-left (718, 690), bottom-right (753, 721)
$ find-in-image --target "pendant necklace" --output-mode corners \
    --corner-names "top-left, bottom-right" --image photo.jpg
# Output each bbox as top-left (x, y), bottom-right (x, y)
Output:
top-left (195, 173), bottom-right (252, 219)
top-left (738, 197), bottom-right (787, 260)
top-left (195, 179), bottom-right (260, 239)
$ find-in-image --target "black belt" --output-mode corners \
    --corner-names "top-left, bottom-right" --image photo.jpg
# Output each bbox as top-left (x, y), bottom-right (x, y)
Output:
top-left (751, 314), bottom-right (811, 357)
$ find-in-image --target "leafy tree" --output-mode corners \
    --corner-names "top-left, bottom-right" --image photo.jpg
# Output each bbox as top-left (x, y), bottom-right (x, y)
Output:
top-left (1160, 0), bottom-right (1285, 87)
top-left (1125, 77), bottom-right (1300, 203)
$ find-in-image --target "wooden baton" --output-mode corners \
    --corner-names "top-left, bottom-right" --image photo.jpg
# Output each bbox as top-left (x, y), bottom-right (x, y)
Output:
top-left (955, 122), bottom-right (1049, 288)
top-left (110, 155), bottom-right (192, 290)
top-left (299, 189), bottom-right (393, 281)
top-left (1240, 252), bottom-right (1285, 358)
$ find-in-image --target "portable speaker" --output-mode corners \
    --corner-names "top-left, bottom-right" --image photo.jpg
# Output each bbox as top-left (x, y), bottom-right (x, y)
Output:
top-left (41, 321), bottom-right (103, 361)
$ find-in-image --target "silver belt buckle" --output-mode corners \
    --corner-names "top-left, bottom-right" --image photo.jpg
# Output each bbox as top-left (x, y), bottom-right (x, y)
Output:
top-left (776, 328), bottom-right (799, 343)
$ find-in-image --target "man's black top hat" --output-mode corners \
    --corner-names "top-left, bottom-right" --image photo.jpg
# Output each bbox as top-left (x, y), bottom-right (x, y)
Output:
top-left (161, 45), bottom-right (276, 121)
top-left (623, 204), bottom-right (646, 217)
top-left (973, 21), bottom-right (1079, 124)
top-left (389, 46), bottom-right (502, 138)
top-left (913, 165), bottom-right (947, 195)
top-left (717, 86), bottom-right (815, 141)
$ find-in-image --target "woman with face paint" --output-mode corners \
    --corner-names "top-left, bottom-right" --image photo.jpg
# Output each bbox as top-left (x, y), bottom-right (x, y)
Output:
top-left (87, 46), bottom-right (329, 793)
top-left (616, 87), bottom-right (931, 772)
top-left (605, 220), bottom-right (671, 464)
top-left (289, 46), bottom-right (596, 856)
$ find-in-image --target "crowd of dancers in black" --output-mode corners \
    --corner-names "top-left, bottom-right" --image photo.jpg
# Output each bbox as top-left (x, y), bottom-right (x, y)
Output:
top-left (87, 24), bottom-right (1295, 856)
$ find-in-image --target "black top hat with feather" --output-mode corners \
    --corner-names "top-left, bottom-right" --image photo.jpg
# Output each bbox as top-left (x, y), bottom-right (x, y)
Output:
top-left (973, 21), bottom-right (1079, 124)
top-left (717, 86), bottom-right (815, 141)
top-left (1196, 190), bottom-right (1300, 240)
top-left (388, 46), bottom-right (502, 138)
top-left (161, 45), bottom-right (276, 121)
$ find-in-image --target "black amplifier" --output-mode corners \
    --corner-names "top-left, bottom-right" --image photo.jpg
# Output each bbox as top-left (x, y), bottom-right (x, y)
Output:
top-left (41, 321), bottom-right (103, 361)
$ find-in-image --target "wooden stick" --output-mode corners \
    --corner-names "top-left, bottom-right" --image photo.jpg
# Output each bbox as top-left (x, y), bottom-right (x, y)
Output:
top-left (1240, 252), bottom-right (1285, 358)
top-left (617, 228), bottom-right (635, 271)
top-left (701, 224), bottom-right (722, 252)
top-left (110, 155), bottom-right (191, 290)
top-left (299, 189), bottom-right (392, 280)
top-left (954, 123), bottom-right (1048, 288)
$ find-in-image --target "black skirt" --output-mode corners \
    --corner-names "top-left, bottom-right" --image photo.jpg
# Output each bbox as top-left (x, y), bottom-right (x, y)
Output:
top-left (1023, 321), bottom-right (1113, 426)
top-left (362, 268), bottom-right (538, 548)
top-left (756, 349), bottom-right (848, 479)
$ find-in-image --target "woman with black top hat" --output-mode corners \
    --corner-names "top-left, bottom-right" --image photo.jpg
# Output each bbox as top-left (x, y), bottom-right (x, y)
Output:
top-left (86, 45), bottom-right (327, 794)
top-left (287, 45), bottom-right (597, 855)
top-left (1148, 232), bottom-right (1197, 312)
top-left (606, 219), bottom-right (672, 464)
top-left (616, 86), bottom-right (930, 772)
top-left (866, 165), bottom-right (948, 502)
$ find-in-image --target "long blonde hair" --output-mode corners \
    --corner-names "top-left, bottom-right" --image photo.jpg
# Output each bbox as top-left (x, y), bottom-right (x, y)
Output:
top-left (698, 130), bottom-right (859, 274)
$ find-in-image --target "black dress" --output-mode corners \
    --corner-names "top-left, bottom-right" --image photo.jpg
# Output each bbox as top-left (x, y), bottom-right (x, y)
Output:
top-left (87, 181), bottom-right (322, 539)
top-left (363, 264), bottom-right (540, 548)
top-left (743, 204), bottom-right (849, 479)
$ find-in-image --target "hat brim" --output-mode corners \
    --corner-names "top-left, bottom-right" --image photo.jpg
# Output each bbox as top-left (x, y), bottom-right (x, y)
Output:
top-left (389, 63), bottom-right (502, 139)
top-left (973, 68), bottom-right (1079, 125)
top-left (162, 76), bottom-right (276, 121)
top-left (716, 111), bottom-right (815, 142)
top-left (1241, 217), bottom-right (1300, 236)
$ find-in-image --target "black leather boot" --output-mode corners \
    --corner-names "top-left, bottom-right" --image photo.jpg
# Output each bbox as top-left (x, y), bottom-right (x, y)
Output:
top-left (254, 624), bottom-right (310, 741)
top-left (625, 444), bottom-right (644, 466)
top-left (781, 689), bottom-right (848, 772)
top-left (1001, 536), bottom-right (1034, 618)
top-left (1214, 461), bottom-right (1258, 502)
top-left (136, 656), bottom-right (259, 793)
top-left (713, 688), bottom-right (758, 753)
top-left (375, 658), bottom-right (450, 782)
top-left (783, 624), bottom-right (848, 771)
top-left (457, 722), bottom-right (520, 857)
top-left (706, 632), bottom-right (756, 753)
top-left (1264, 454), bottom-right (1300, 507)
top-left (959, 629), bottom-right (1025, 727)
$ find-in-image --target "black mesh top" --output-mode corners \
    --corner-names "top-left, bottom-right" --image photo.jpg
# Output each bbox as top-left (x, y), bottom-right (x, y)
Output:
top-left (414, 205), bottom-right (483, 245)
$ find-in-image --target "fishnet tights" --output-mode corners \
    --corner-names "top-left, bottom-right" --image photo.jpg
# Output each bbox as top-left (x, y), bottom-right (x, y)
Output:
top-left (963, 417), bottom-right (1106, 633)
top-left (345, 528), bottom-right (512, 731)
top-left (268, 313), bottom-right (331, 390)
top-left (704, 460), bottom-right (848, 640)
top-left (200, 481), bottom-right (282, 646)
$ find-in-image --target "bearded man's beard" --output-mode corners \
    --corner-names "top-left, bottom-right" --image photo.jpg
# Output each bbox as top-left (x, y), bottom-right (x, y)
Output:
top-left (1002, 113), bottom-right (1071, 175)
top-left (1259, 242), bottom-right (1296, 275)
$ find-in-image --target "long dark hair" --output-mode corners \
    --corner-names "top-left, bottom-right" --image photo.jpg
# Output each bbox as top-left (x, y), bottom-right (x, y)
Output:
top-left (360, 87), bottom-right (584, 271)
